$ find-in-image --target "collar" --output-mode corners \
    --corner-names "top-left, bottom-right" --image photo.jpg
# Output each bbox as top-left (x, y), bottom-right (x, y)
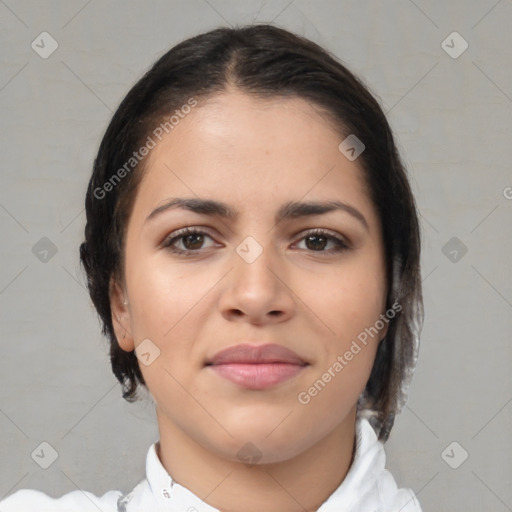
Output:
top-left (143, 443), bottom-right (218, 511)
top-left (126, 417), bottom-right (420, 512)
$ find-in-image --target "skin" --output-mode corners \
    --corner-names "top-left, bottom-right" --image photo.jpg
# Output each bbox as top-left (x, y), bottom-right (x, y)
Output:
top-left (110, 88), bottom-right (389, 512)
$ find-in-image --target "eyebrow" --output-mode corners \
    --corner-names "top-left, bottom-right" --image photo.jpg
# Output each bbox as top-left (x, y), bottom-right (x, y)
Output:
top-left (145, 198), bottom-right (369, 230)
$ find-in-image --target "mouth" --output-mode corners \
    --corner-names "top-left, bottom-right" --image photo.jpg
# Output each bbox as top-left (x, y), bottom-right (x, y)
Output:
top-left (205, 343), bottom-right (309, 390)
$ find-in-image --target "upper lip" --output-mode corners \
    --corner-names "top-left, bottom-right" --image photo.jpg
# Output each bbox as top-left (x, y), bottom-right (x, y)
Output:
top-left (206, 343), bottom-right (308, 366)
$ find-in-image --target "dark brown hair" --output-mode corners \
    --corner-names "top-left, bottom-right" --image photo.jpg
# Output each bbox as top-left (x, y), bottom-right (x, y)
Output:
top-left (80, 24), bottom-right (423, 441)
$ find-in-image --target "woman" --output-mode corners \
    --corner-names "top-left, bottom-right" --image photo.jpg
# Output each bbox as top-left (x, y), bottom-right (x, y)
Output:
top-left (1, 24), bottom-right (423, 511)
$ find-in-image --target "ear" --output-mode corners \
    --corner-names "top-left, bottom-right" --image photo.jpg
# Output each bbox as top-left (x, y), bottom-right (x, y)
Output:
top-left (109, 277), bottom-right (135, 352)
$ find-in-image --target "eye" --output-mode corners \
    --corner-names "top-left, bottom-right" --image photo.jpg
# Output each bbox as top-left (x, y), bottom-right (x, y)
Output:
top-left (293, 229), bottom-right (349, 253)
top-left (162, 227), bottom-right (219, 255)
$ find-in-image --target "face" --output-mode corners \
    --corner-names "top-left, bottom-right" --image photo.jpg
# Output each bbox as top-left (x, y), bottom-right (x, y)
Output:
top-left (110, 90), bottom-right (388, 464)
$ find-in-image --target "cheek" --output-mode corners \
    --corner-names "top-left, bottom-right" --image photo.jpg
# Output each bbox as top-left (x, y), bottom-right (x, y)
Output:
top-left (307, 255), bottom-right (387, 342)
top-left (297, 249), bottom-right (386, 407)
top-left (126, 252), bottom-right (208, 340)
top-left (124, 254), bottom-right (226, 392)
top-left (124, 257), bottom-right (214, 398)
top-left (296, 264), bottom-right (384, 425)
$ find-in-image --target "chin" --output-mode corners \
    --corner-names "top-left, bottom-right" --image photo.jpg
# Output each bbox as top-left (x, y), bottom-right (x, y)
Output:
top-left (212, 433), bottom-right (310, 466)
top-left (213, 417), bottom-right (314, 463)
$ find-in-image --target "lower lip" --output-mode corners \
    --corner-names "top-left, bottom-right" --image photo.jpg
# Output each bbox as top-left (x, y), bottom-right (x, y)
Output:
top-left (208, 363), bottom-right (306, 390)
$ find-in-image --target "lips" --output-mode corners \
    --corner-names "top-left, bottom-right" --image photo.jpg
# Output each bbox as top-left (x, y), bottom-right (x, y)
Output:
top-left (206, 343), bottom-right (307, 366)
top-left (205, 343), bottom-right (308, 390)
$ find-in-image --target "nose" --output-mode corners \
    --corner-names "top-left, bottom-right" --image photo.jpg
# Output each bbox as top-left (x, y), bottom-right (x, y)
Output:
top-left (218, 242), bottom-right (296, 326)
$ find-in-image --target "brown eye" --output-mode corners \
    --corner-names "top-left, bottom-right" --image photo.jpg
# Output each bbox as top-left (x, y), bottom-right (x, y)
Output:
top-left (163, 228), bottom-right (218, 255)
top-left (182, 233), bottom-right (205, 250)
top-left (294, 229), bottom-right (349, 254)
top-left (305, 234), bottom-right (328, 251)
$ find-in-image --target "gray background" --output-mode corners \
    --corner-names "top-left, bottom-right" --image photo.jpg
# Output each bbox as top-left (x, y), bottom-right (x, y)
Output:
top-left (1, 1), bottom-right (511, 510)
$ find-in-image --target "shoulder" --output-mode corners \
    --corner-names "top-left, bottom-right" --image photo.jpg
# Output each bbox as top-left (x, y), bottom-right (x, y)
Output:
top-left (356, 418), bottom-right (423, 512)
top-left (0, 443), bottom-right (160, 512)
top-left (0, 488), bottom-right (123, 512)
top-left (318, 417), bottom-right (422, 512)
top-left (373, 468), bottom-right (422, 512)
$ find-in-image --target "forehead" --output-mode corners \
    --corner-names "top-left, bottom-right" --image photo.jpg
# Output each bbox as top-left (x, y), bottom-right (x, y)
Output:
top-left (132, 90), bottom-right (374, 223)
top-left (165, 91), bottom-right (345, 163)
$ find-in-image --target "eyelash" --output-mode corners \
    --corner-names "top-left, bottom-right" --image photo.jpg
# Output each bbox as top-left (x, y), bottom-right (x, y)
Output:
top-left (161, 227), bottom-right (349, 256)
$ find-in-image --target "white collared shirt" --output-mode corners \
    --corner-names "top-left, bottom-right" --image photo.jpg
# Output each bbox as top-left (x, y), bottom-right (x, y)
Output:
top-left (0, 418), bottom-right (422, 511)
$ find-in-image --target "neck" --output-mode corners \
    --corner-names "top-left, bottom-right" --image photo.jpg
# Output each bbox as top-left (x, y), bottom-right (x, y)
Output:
top-left (156, 408), bottom-right (357, 512)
